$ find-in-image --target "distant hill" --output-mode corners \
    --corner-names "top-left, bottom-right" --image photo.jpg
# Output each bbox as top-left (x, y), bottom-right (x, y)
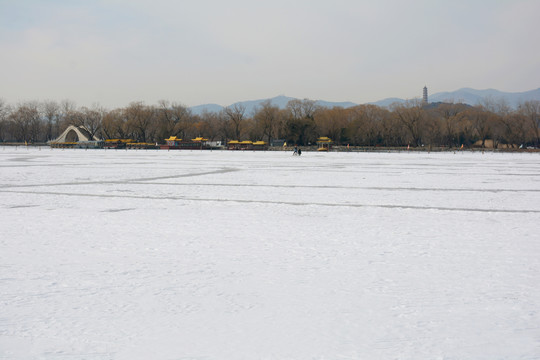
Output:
top-left (189, 88), bottom-right (540, 115)
top-left (429, 88), bottom-right (540, 108)
top-left (315, 99), bottom-right (358, 109)
top-left (229, 95), bottom-right (296, 115)
top-left (190, 95), bottom-right (357, 115)
top-left (189, 103), bottom-right (224, 115)
top-left (367, 97), bottom-right (406, 107)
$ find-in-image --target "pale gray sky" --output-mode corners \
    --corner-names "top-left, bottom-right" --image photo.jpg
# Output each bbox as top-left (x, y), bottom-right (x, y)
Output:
top-left (1, 0), bottom-right (539, 108)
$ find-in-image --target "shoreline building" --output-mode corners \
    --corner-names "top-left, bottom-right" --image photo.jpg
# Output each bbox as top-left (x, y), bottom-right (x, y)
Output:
top-left (49, 125), bottom-right (103, 148)
top-left (423, 86), bottom-right (428, 104)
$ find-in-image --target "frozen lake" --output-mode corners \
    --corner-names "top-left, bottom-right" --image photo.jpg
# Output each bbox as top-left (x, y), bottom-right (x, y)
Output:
top-left (1, 147), bottom-right (540, 359)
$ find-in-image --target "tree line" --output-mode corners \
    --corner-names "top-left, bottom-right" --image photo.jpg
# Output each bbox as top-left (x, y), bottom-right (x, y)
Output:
top-left (1, 97), bottom-right (539, 148)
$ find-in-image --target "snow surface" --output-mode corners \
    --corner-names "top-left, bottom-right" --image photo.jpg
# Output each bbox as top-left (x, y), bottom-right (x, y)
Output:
top-left (1, 147), bottom-right (539, 359)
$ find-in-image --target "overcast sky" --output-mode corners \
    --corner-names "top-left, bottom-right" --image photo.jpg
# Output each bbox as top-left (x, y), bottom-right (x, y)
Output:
top-left (1, 0), bottom-right (539, 108)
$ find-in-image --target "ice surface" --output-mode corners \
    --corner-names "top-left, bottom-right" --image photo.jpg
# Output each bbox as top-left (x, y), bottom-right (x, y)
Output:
top-left (1, 147), bottom-right (539, 359)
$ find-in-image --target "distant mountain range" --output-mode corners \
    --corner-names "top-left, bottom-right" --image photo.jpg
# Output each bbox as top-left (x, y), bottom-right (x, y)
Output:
top-left (189, 95), bottom-right (358, 116)
top-left (189, 88), bottom-right (540, 115)
top-left (427, 88), bottom-right (540, 108)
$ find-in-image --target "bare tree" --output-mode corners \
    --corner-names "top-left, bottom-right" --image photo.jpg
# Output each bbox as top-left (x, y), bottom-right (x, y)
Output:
top-left (76, 104), bottom-right (105, 140)
top-left (157, 100), bottom-right (174, 139)
top-left (498, 113), bottom-right (529, 148)
top-left (125, 102), bottom-right (156, 143)
top-left (435, 102), bottom-right (468, 147)
top-left (41, 100), bottom-right (61, 141)
top-left (463, 106), bottom-right (498, 148)
top-left (392, 100), bottom-right (424, 146)
top-left (379, 114), bottom-right (406, 147)
top-left (196, 110), bottom-right (223, 142)
top-left (242, 118), bottom-right (258, 141)
top-left (0, 99), bottom-right (11, 142)
top-left (253, 100), bottom-right (280, 143)
top-left (60, 99), bottom-right (78, 130)
top-left (191, 112), bottom-right (215, 141)
top-left (102, 108), bottom-right (128, 139)
top-left (171, 103), bottom-right (193, 139)
top-left (287, 99), bottom-right (317, 120)
top-left (421, 110), bottom-right (443, 150)
top-left (284, 99), bottom-right (318, 145)
top-left (223, 103), bottom-right (246, 140)
top-left (480, 96), bottom-right (512, 117)
top-left (156, 100), bottom-right (193, 141)
top-left (346, 105), bottom-right (390, 146)
top-left (315, 107), bottom-right (348, 144)
top-left (9, 101), bottom-right (41, 142)
top-left (518, 100), bottom-right (540, 146)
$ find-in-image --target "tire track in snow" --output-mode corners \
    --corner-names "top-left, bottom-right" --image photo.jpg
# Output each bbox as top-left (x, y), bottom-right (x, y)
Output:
top-left (117, 182), bottom-right (540, 193)
top-left (0, 168), bottom-right (239, 189)
top-left (2, 180), bottom-right (538, 194)
top-left (2, 189), bottom-right (539, 214)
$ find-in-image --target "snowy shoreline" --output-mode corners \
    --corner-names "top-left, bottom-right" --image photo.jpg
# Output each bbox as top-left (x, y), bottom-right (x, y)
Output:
top-left (3, 144), bottom-right (540, 155)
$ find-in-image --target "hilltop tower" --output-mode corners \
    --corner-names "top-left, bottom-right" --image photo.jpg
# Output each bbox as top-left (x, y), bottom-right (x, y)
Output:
top-left (423, 86), bottom-right (428, 104)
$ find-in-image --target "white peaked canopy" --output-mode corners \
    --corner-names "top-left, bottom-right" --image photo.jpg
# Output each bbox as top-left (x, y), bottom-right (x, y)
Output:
top-left (51, 125), bottom-right (101, 143)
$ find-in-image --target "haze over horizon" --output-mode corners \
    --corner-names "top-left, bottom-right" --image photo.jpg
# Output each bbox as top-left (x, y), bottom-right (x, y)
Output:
top-left (1, 0), bottom-right (539, 109)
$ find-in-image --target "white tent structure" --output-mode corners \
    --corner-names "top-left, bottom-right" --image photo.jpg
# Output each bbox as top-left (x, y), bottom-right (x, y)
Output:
top-left (51, 125), bottom-right (101, 143)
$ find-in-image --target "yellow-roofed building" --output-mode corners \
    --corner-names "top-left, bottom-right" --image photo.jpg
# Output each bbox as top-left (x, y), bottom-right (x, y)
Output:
top-left (317, 137), bottom-right (332, 151)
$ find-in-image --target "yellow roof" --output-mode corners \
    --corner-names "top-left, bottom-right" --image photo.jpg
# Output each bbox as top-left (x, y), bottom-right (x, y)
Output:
top-left (317, 137), bottom-right (332, 143)
top-left (165, 136), bottom-right (181, 141)
top-left (253, 141), bottom-right (267, 145)
top-left (240, 140), bottom-right (253, 144)
top-left (191, 137), bottom-right (208, 142)
top-left (106, 139), bottom-right (135, 143)
top-left (228, 140), bottom-right (240, 144)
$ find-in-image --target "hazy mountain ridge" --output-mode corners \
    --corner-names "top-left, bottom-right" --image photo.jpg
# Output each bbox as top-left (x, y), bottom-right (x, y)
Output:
top-left (364, 88), bottom-right (540, 108)
top-left (190, 95), bottom-right (357, 115)
top-left (190, 88), bottom-right (540, 115)
top-left (429, 88), bottom-right (540, 108)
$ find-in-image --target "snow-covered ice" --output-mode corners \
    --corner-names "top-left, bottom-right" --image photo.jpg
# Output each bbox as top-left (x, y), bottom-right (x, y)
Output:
top-left (1, 147), bottom-right (539, 359)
